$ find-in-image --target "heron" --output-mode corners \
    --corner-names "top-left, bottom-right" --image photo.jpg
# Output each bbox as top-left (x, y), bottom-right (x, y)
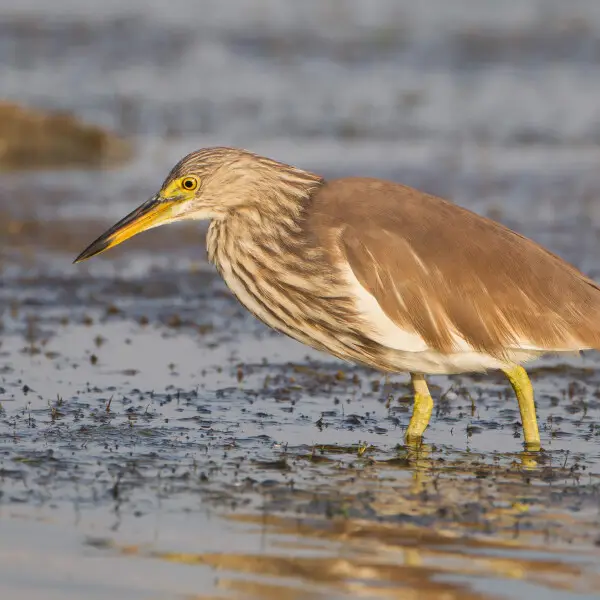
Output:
top-left (75, 147), bottom-right (600, 450)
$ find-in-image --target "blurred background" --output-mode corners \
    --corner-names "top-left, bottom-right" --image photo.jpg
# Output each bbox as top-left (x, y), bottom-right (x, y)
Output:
top-left (3, 2), bottom-right (600, 599)
top-left (3, 0), bottom-right (600, 272)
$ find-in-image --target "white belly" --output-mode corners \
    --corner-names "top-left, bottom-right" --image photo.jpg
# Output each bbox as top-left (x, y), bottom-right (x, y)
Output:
top-left (343, 266), bottom-right (548, 374)
top-left (381, 347), bottom-right (543, 375)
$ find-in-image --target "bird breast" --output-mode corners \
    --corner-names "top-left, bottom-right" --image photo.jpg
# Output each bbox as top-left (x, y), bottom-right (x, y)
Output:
top-left (206, 218), bottom-right (363, 358)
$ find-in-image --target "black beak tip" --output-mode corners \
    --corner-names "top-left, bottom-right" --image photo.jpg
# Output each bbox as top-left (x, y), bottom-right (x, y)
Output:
top-left (73, 248), bottom-right (92, 264)
top-left (73, 238), bottom-right (111, 265)
top-left (73, 249), bottom-right (87, 264)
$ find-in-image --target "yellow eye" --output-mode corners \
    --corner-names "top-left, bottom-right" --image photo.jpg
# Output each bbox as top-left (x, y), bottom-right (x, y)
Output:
top-left (181, 176), bottom-right (198, 191)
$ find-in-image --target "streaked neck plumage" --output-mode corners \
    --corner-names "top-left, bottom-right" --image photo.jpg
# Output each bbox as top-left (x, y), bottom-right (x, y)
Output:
top-left (206, 160), bottom-right (324, 270)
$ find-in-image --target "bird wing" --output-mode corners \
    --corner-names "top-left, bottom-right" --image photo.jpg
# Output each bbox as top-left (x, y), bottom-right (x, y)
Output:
top-left (312, 177), bottom-right (600, 357)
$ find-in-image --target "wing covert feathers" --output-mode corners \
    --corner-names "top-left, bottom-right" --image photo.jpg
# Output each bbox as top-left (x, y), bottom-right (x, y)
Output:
top-left (309, 177), bottom-right (600, 358)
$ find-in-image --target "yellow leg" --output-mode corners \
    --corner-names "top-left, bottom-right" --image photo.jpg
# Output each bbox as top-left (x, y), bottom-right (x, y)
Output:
top-left (405, 373), bottom-right (433, 442)
top-left (502, 365), bottom-right (541, 451)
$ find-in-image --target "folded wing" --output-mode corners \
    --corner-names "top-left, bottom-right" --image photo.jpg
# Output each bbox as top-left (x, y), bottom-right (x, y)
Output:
top-left (313, 178), bottom-right (600, 358)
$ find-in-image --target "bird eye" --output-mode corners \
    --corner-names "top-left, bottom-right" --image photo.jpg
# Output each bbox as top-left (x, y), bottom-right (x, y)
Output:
top-left (181, 177), bottom-right (198, 191)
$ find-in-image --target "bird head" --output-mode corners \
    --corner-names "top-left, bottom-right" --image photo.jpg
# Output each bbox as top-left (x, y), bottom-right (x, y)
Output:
top-left (74, 146), bottom-right (313, 263)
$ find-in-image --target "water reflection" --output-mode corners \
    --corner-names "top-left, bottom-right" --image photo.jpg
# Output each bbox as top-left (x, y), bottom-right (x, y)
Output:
top-left (96, 511), bottom-right (600, 599)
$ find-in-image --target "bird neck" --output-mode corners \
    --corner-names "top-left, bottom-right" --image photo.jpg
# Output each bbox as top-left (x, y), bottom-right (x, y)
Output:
top-left (245, 165), bottom-right (324, 220)
top-left (205, 173), bottom-right (324, 272)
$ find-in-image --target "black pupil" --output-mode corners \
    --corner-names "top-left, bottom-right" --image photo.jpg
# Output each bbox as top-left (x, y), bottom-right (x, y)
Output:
top-left (184, 179), bottom-right (193, 189)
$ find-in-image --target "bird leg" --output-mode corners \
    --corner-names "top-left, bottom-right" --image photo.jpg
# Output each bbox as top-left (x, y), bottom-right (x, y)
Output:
top-left (405, 372), bottom-right (434, 442)
top-left (502, 365), bottom-right (541, 450)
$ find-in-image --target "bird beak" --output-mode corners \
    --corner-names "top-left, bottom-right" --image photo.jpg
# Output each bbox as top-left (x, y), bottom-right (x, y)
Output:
top-left (73, 194), bottom-right (172, 263)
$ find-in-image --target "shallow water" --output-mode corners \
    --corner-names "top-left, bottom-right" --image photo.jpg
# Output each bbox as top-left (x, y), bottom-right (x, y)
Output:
top-left (2, 1), bottom-right (600, 598)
